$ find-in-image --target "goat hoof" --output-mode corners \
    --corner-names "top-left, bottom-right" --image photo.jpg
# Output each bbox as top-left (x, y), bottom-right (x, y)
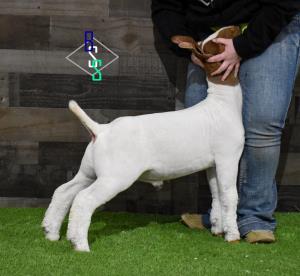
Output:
top-left (45, 232), bottom-right (60, 241)
top-left (72, 241), bottom-right (90, 252)
top-left (225, 231), bottom-right (240, 242)
top-left (228, 239), bottom-right (240, 244)
top-left (213, 232), bottom-right (224, 237)
top-left (42, 226), bottom-right (60, 241)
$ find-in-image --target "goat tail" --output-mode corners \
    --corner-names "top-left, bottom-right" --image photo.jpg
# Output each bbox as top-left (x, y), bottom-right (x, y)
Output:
top-left (69, 100), bottom-right (100, 140)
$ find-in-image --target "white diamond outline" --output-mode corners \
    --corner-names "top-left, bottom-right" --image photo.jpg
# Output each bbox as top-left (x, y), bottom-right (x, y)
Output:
top-left (65, 37), bottom-right (119, 76)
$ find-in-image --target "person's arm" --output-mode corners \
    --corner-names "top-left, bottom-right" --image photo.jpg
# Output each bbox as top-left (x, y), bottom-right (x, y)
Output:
top-left (151, 0), bottom-right (192, 57)
top-left (233, 0), bottom-right (300, 59)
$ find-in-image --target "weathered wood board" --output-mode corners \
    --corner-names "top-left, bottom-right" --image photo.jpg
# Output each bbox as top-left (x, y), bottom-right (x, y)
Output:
top-left (109, 0), bottom-right (151, 18)
top-left (0, 107), bottom-right (162, 142)
top-left (0, 49), bottom-right (118, 76)
top-left (0, 0), bottom-right (109, 17)
top-left (0, 15), bottom-right (50, 50)
top-left (50, 16), bottom-right (158, 54)
top-left (0, 0), bottom-right (299, 213)
top-left (0, 73), bottom-right (9, 107)
top-left (9, 74), bottom-right (174, 110)
top-left (277, 152), bottom-right (300, 186)
top-left (0, 49), bottom-right (173, 79)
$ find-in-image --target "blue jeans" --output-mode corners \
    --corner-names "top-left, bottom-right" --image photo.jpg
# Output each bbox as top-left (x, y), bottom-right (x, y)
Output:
top-left (185, 13), bottom-right (300, 237)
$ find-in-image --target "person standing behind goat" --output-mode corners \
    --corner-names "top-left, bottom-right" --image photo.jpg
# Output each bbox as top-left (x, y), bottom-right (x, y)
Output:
top-left (151, 0), bottom-right (300, 243)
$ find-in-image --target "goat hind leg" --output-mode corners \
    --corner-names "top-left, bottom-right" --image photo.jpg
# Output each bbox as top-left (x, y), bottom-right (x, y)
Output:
top-left (42, 171), bottom-right (94, 241)
top-left (67, 176), bottom-right (135, 252)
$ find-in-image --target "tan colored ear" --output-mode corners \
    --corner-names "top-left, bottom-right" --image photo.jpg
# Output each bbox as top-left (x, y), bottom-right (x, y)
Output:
top-left (171, 35), bottom-right (196, 45)
top-left (195, 41), bottom-right (213, 59)
top-left (172, 35), bottom-right (198, 52)
top-left (178, 41), bottom-right (194, 50)
top-left (171, 35), bottom-right (213, 61)
top-left (203, 41), bottom-right (224, 56)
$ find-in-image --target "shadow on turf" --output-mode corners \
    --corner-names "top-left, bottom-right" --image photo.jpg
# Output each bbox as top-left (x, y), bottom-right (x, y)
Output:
top-left (59, 211), bottom-right (180, 245)
top-left (89, 212), bottom-right (181, 244)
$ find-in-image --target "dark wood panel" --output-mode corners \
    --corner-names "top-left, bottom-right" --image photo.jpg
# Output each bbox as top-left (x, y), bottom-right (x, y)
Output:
top-left (0, 197), bottom-right (50, 207)
top-left (281, 125), bottom-right (300, 152)
top-left (0, 49), bottom-right (119, 76)
top-left (0, 141), bottom-right (38, 165)
top-left (10, 74), bottom-right (174, 110)
top-left (0, 142), bottom-right (78, 197)
top-left (288, 76), bottom-right (300, 124)
top-left (118, 53), bottom-right (174, 79)
top-left (0, 164), bottom-right (72, 198)
top-left (175, 58), bottom-right (189, 109)
top-left (8, 73), bottom-right (20, 106)
top-left (0, 73), bottom-right (9, 107)
top-left (50, 16), bottom-right (160, 53)
top-left (106, 181), bottom-right (173, 214)
top-left (1, 185), bottom-right (299, 213)
top-left (39, 142), bottom-right (87, 167)
top-left (277, 152), bottom-right (300, 187)
top-left (277, 185), bottom-right (300, 211)
top-left (0, 107), bottom-right (161, 142)
top-left (1, 140), bottom-right (299, 212)
top-left (294, 87), bottom-right (300, 124)
top-left (0, 15), bottom-right (49, 50)
top-left (0, 0), bottom-right (109, 16)
top-left (294, 74), bottom-right (300, 88)
top-left (0, 49), bottom-right (172, 79)
top-left (109, 0), bottom-right (151, 18)
top-left (171, 173), bottom-right (203, 214)
top-left (0, 0), bottom-right (299, 212)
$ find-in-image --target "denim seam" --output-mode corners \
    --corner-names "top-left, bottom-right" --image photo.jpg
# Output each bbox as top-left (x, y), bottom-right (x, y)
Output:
top-left (244, 142), bottom-right (282, 148)
top-left (239, 223), bottom-right (275, 237)
top-left (238, 220), bottom-right (275, 228)
top-left (238, 223), bottom-right (275, 230)
top-left (238, 220), bottom-right (276, 230)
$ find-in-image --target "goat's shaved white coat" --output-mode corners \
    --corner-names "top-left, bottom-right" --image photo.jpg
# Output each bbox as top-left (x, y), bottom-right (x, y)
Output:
top-left (42, 78), bottom-right (244, 252)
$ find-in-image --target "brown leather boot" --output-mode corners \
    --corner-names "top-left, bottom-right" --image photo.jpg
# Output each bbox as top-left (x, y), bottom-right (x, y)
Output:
top-left (245, 230), bottom-right (276, 243)
top-left (181, 213), bottom-right (205, 230)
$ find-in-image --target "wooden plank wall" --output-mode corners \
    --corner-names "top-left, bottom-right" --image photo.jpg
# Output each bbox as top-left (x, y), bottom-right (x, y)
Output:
top-left (0, 0), bottom-right (299, 213)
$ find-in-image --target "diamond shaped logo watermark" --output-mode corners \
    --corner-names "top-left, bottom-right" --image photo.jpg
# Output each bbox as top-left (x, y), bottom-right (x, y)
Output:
top-left (65, 37), bottom-right (119, 77)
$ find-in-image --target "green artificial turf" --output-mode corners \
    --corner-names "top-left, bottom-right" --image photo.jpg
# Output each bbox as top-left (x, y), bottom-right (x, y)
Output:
top-left (0, 209), bottom-right (299, 276)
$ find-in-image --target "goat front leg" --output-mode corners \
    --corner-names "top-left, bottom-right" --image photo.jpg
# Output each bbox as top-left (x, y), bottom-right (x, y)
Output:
top-left (215, 158), bottom-right (240, 242)
top-left (206, 167), bottom-right (223, 236)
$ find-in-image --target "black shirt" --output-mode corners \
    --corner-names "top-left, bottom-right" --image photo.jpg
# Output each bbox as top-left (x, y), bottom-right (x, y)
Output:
top-left (151, 0), bottom-right (300, 59)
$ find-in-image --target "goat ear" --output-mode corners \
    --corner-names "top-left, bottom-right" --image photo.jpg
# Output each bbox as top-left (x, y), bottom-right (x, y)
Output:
top-left (171, 35), bottom-right (213, 61)
top-left (171, 35), bottom-right (197, 52)
top-left (178, 41), bottom-right (195, 50)
top-left (171, 35), bottom-right (196, 50)
top-left (171, 35), bottom-right (195, 44)
top-left (203, 40), bottom-right (224, 56)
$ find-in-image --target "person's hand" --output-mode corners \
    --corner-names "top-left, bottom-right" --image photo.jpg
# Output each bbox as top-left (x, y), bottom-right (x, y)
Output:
top-left (191, 53), bottom-right (204, 68)
top-left (207, 38), bottom-right (241, 81)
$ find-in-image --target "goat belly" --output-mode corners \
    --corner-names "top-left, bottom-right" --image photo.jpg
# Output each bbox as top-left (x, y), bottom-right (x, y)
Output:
top-left (140, 154), bottom-right (215, 181)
